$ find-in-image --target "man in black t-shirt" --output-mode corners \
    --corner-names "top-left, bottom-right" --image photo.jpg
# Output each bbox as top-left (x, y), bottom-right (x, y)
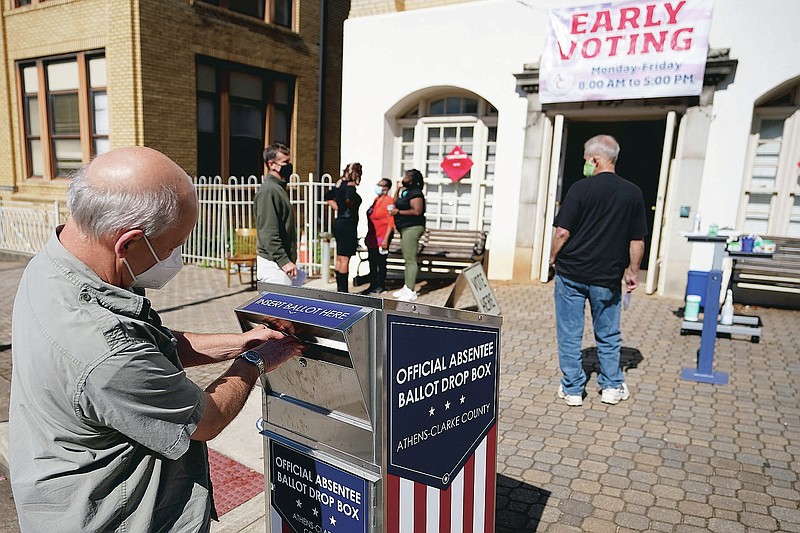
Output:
top-left (549, 135), bottom-right (648, 407)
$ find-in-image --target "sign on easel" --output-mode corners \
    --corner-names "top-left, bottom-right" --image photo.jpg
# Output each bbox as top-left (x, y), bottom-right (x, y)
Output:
top-left (445, 262), bottom-right (501, 315)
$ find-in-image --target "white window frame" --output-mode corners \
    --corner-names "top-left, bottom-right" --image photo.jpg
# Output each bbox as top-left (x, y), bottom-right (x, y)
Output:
top-left (394, 95), bottom-right (497, 231)
top-left (18, 51), bottom-right (108, 180)
top-left (738, 106), bottom-right (800, 236)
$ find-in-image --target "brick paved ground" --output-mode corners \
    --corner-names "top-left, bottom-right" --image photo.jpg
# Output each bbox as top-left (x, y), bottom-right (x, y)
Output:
top-left (1, 259), bottom-right (799, 532)
top-left (494, 281), bottom-right (800, 532)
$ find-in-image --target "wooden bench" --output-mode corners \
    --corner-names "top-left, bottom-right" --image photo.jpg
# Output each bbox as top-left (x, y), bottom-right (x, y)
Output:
top-left (730, 235), bottom-right (800, 309)
top-left (356, 229), bottom-right (488, 283)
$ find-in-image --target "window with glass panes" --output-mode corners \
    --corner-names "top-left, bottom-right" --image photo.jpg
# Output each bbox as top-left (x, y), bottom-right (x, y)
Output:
top-left (19, 52), bottom-right (108, 180)
top-left (196, 58), bottom-right (294, 178)
top-left (88, 57), bottom-right (110, 156)
top-left (199, 0), bottom-right (293, 28)
top-left (397, 95), bottom-right (497, 231)
top-left (739, 84), bottom-right (800, 237)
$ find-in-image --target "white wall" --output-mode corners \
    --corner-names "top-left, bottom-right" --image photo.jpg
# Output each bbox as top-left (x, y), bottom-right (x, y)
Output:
top-left (341, 0), bottom-right (800, 279)
top-left (341, 0), bottom-right (553, 279)
top-left (691, 0), bottom-right (800, 269)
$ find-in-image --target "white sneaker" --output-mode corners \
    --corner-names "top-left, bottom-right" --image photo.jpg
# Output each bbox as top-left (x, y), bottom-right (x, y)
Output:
top-left (557, 385), bottom-right (583, 407)
top-left (601, 383), bottom-right (630, 405)
top-left (392, 286), bottom-right (410, 298)
top-left (393, 286), bottom-right (415, 298)
top-left (396, 289), bottom-right (418, 302)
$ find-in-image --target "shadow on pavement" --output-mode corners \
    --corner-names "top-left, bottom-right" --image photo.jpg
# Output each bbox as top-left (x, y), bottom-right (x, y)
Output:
top-left (156, 287), bottom-right (255, 314)
top-left (581, 346), bottom-right (644, 382)
top-left (0, 474), bottom-right (19, 532)
top-left (0, 470), bottom-right (559, 533)
top-left (495, 473), bottom-right (551, 533)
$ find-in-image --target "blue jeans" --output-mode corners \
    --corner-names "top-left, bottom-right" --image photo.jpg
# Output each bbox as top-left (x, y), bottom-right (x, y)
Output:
top-left (554, 274), bottom-right (623, 395)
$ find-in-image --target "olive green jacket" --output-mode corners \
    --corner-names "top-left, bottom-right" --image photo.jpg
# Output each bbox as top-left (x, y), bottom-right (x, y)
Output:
top-left (254, 174), bottom-right (297, 266)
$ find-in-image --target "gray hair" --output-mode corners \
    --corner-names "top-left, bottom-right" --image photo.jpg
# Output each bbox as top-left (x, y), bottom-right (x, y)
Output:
top-left (66, 165), bottom-right (182, 240)
top-left (263, 142), bottom-right (290, 163)
top-left (584, 135), bottom-right (620, 163)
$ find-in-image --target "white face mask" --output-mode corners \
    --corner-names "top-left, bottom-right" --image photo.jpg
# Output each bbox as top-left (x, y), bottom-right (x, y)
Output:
top-left (124, 235), bottom-right (183, 290)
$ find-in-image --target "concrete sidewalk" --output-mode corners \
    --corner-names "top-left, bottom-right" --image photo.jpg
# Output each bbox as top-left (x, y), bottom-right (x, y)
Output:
top-left (2, 257), bottom-right (800, 532)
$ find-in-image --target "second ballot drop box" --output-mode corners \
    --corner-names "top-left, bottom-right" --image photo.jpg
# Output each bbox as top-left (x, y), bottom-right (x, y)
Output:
top-left (235, 284), bottom-right (502, 533)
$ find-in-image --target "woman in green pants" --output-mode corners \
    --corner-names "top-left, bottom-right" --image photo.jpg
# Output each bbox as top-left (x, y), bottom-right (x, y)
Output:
top-left (388, 169), bottom-right (426, 302)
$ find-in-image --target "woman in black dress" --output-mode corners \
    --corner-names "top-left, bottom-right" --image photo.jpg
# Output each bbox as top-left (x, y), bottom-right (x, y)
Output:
top-left (325, 163), bottom-right (363, 292)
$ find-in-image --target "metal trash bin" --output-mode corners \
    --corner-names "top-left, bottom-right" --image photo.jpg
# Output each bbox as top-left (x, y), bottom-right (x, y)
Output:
top-left (235, 284), bottom-right (502, 533)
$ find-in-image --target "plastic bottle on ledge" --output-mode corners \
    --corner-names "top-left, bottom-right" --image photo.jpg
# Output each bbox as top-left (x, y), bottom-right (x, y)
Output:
top-left (720, 289), bottom-right (734, 325)
top-left (693, 212), bottom-right (702, 233)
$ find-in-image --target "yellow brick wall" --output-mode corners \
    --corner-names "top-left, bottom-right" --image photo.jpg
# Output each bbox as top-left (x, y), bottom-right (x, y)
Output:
top-left (0, 0), bottom-right (344, 204)
top-left (0, 0), bottom-right (15, 197)
top-left (138, 0), bottom-right (323, 177)
top-left (320, 0), bottom-right (349, 178)
top-left (0, 0), bottom-right (139, 202)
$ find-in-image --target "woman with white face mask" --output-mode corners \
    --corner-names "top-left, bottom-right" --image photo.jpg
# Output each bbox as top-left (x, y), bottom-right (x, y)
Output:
top-left (362, 178), bottom-right (395, 295)
top-left (387, 169), bottom-right (426, 302)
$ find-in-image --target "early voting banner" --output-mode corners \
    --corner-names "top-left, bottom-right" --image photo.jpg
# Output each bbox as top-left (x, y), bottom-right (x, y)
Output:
top-left (539, 0), bottom-right (713, 103)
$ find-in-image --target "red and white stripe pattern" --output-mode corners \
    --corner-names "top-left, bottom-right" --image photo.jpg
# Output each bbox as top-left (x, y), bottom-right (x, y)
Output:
top-left (269, 426), bottom-right (497, 533)
top-left (386, 425), bottom-right (497, 533)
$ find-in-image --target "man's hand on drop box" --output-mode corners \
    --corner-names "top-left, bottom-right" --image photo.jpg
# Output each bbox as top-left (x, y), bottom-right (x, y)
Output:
top-left (243, 324), bottom-right (306, 372)
top-left (243, 324), bottom-right (286, 346)
top-left (254, 335), bottom-right (306, 372)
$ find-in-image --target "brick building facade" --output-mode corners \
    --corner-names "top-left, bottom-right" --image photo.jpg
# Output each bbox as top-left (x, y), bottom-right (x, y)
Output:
top-left (0, 0), bottom-right (349, 203)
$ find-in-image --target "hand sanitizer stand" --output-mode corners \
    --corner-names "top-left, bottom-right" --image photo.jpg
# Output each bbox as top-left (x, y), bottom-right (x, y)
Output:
top-left (680, 235), bottom-right (728, 384)
top-left (679, 234), bottom-right (766, 385)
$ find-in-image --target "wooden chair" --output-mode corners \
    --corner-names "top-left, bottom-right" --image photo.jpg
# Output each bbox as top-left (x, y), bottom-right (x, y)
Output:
top-left (226, 228), bottom-right (258, 288)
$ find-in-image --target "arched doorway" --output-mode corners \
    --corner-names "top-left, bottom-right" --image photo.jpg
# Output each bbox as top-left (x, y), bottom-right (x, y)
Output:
top-left (391, 90), bottom-right (498, 232)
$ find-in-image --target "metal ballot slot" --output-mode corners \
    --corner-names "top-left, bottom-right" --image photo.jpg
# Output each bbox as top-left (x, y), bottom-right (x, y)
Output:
top-left (236, 288), bottom-right (376, 465)
top-left (237, 283), bottom-right (502, 533)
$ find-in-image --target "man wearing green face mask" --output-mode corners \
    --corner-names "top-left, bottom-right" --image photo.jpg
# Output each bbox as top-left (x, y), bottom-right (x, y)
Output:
top-left (582, 158), bottom-right (597, 177)
top-left (549, 135), bottom-right (648, 407)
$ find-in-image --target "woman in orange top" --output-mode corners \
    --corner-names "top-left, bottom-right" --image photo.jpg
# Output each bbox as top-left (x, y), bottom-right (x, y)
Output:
top-left (363, 178), bottom-right (395, 295)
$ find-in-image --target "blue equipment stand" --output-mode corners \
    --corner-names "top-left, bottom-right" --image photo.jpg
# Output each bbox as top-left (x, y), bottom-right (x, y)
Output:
top-left (680, 267), bottom-right (729, 384)
top-left (680, 235), bottom-right (729, 385)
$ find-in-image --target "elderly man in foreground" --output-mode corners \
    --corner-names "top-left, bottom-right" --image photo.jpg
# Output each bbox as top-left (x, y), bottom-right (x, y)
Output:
top-left (10, 146), bottom-right (304, 532)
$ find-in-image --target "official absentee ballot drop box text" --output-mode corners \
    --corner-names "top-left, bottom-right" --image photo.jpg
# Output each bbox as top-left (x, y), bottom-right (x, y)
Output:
top-left (235, 284), bottom-right (502, 533)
